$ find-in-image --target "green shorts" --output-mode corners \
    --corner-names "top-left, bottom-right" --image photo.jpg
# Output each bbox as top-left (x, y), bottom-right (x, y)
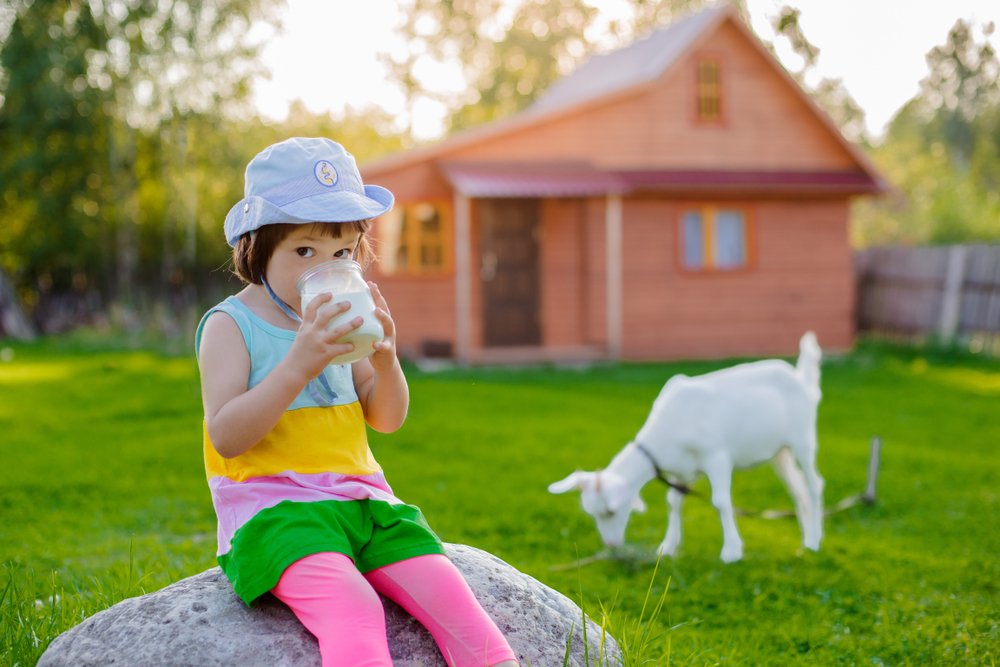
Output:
top-left (219, 498), bottom-right (446, 604)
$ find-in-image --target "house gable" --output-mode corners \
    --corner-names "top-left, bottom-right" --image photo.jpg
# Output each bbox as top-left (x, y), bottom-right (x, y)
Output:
top-left (364, 5), bottom-right (884, 192)
top-left (427, 14), bottom-right (863, 174)
top-left (530, 6), bottom-right (727, 114)
top-left (639, 17), bottom-right (861, 171)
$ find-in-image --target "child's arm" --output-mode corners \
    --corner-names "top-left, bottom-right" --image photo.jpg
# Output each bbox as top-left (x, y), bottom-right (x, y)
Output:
top-left (199, 294), bottom-right (359, 458)
top-left (353, 282), bottom-right (409, 433)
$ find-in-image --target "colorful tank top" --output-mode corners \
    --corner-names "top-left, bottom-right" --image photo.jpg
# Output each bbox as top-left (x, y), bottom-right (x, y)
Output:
top-left (196, 296), bottom-right (403, 602)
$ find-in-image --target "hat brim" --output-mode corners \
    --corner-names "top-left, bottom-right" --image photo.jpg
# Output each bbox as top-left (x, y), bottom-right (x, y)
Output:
top-left (224, 184), bottom-right (394, 247)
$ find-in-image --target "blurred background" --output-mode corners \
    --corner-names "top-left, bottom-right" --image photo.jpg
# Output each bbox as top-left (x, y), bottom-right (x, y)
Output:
top-left (3, 4), bottom-right (999, 664)
top-left (0, 0), bottom-right (998, 346)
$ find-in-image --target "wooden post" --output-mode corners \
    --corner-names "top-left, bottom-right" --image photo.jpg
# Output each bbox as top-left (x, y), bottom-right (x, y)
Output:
top-left (454, 192), bottom-right (472, 364)
top-left (605, 194), bottom-right (623, 360)
top-left (863, 436), bottom-right (882, 504)
top-left (938, 245), bottom-right (968, 343)
top-left (0, 268), bottom-right (37, 341)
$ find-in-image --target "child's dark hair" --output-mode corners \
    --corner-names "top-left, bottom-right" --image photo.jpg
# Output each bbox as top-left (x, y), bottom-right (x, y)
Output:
top-left (232, 220), bottom-right (375, 285)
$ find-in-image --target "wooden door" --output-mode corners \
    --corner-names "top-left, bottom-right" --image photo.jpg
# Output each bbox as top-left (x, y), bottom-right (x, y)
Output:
top-left (478, 199), bottom-right (541, 347)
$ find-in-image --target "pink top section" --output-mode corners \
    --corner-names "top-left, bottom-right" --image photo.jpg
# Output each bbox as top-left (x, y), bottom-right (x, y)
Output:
top-left (210, 471), bottom-right (400, 556)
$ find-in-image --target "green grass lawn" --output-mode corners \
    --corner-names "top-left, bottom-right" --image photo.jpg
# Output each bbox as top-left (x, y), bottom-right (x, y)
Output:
top-left (1, 335), bottom-right (998, 666)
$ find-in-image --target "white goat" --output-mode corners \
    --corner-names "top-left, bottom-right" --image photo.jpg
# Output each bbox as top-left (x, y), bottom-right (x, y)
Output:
top-left (549, 332), bottom-right (825, 562)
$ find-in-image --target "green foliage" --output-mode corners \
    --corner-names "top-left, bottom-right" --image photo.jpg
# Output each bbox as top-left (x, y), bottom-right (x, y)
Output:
top-left (1, 340), bottom-right (998, 665)
top-left (853, 20), bottom-right (1000, 246)
top-left (0, 1), bottom-right (413, 324)
top-left (386, 0), bottom-right (719, 135)
top-left (0, 1), bottom-right (111, 297)
top-left (766, 5), bottom-right (868, 144)
top-left (601, 561), bottom-right (675, 666)
top-left (448, 0), bottom-right (599, 132)
top-left (384, 0), bottom-right (595, 133)
top-left (0, 0), bottom-right (277, 311)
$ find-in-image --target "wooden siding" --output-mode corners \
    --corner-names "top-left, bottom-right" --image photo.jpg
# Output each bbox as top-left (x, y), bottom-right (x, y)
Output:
top-left (619, 198), bottom-right (854, 359)
top-left (375, 196), bottom-right (853, 361)
top-left (639, 21), bottom-right (856, 170)
top-left (375, 277), bottom-right (456, 359)
top-left (539, 199), bottom-right (588, 347)
top-left (583, 199), bottom-right (609, 347)
top-left (368, 161), bottom-right (452, 203)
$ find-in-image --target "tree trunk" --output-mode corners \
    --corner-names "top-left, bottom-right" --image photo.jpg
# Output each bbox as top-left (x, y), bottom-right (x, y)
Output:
top-left (0, 268), bottom-right (37, 340)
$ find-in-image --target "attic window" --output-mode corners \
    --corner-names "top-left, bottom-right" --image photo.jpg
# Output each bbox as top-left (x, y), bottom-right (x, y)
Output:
top-left (696, 58), bottom-right (722, 121)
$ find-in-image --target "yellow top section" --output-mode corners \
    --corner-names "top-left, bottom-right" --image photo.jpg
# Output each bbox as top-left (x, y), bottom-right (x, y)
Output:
top-left (204, 402), bottom-right (379, 481)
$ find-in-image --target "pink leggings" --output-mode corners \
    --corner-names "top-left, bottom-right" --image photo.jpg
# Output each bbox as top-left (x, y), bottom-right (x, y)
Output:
top-left (271, 552), bottom-right (517, 667)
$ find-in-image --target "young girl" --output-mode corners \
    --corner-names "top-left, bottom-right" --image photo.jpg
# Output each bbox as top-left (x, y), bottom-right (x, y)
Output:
top-left (196, 137), bottom-right (518, 667)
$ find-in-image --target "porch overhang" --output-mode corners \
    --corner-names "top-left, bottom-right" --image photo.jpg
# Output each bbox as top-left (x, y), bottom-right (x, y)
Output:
top-left (439, 162), bottom-right (883, 198)
top-left (618, 168), bottom-right (884, 196)
top-left (439, 162), bottom-right (625, 198)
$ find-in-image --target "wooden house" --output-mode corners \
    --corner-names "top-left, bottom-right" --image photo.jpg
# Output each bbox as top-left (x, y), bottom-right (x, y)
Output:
top-left (361, 4), bottom-right (885, 364)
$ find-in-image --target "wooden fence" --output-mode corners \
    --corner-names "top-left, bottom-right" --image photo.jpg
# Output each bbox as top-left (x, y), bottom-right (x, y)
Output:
top-left (855, 244), bottom-right (1000, 349)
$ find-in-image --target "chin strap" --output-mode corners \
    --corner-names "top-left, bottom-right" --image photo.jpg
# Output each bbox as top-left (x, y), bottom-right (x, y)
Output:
top-left (262, 276), bottom-right (338, 404)
top-left (262, 276), bottom-right (304, 323)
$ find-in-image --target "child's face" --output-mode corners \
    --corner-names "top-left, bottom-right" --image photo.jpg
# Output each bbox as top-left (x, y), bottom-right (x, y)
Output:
top-left (265, 224), bottom-right (361, 316)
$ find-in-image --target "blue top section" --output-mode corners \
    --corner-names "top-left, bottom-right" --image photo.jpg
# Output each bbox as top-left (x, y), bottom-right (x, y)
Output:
top-left (195, 296), bottom-right (358, 409)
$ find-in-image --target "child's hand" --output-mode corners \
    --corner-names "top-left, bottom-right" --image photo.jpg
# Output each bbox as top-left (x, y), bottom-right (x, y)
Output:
top-left (368, 282), bottom-right (399, 372)
top-left (286, 293), bottom-right (361, 383)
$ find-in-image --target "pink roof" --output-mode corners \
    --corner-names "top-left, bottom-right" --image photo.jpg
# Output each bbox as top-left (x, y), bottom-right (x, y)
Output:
top-left (440, 162), bottom-right (881, 197)
top-left (440, 162), bottom-right (625, 197)
top-left (531, 6), bottom-right (728, 114)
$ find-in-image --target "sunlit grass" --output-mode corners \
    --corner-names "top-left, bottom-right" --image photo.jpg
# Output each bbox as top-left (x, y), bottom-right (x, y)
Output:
top-left (0, 362), bottom-right (74, 384)
top-left (2, 335), bottom-right (999, 665)
top-left (922, 365), bottom-right (1000, 394)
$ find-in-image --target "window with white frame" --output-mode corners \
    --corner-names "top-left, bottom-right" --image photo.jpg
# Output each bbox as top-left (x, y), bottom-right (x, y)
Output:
top-left (681, 207), bottom-right (749, 270)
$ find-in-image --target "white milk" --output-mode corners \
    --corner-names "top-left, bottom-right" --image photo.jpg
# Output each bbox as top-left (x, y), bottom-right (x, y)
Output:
top-left (300, 290), bottom-right (384, 365)
top-left (297, 259), bottom-right (386, 365)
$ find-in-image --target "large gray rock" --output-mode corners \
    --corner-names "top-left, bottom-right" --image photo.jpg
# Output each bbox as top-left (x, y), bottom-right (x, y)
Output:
top-left (39, 543), bottom-right (620, 666)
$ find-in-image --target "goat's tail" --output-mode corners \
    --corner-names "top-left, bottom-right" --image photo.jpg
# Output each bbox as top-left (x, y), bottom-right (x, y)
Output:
top-left (796, 331), bottom-right (822, 401)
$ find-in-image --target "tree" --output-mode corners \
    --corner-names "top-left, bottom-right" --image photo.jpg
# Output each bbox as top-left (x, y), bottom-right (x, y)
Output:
top-left (446, 0), bottom-right (598, 132)
top-left (852, 19), bottom-right (1000, 246)
top-left (386, 1), bottom-right (868, 145)
top-left (766, 5), bottom-right (868, 144)
top-left (386, 1), bottom-right (733, 137)
top-left (0, 0), bottom-right (276, 325)
top-left (909, 19), bottom-right (999, 167)
top-left (605, 0), bottom-right (730, 43)
top-left (0, 1), bottom-right (111, 310)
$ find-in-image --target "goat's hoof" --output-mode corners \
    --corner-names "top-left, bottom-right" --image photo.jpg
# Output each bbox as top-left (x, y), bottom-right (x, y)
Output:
top-left (720, 545), bottom-right (743, 563)
top-left (656, 542), bottom-right (679, 558)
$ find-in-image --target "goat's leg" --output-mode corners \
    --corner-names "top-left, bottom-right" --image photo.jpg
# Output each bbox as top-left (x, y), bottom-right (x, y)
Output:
top-left (704, 458), bottom-right (742, 562)
top-left (657, 487), bottom-right (685, 557)
top-left (772, 448), bottom-right (813, 547)
top-left (795, 436), bottom-right (825, 551)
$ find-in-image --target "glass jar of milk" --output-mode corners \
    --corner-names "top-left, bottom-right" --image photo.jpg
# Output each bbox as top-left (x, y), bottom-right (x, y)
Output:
top-left (296, 259), bottom-right (385, 365)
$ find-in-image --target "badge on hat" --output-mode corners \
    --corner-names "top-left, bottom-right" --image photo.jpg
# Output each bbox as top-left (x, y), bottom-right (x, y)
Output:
top-left (314, 160), bottom-right (338, 187)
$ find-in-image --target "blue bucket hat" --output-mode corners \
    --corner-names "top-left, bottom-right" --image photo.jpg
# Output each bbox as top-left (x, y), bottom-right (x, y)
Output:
top-left (223, 137), bottom-right (394, 247)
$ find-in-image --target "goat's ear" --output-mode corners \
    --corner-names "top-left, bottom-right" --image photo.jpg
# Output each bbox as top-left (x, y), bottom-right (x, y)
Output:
top-left (631, 494), bottom-right (647, 514)
top-left (548, 471), bottom-right (591, 494)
